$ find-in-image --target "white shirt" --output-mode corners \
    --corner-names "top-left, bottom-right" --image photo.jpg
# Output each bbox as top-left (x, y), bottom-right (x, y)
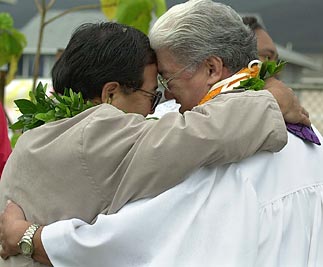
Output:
top-left (148, 99), bottom-right (180, 118)
top-left (42, 128), bottom-right (323, 267)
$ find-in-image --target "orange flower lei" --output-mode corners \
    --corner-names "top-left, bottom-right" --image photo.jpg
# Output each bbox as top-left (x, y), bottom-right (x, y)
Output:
top-left (198, 60), bottom-right (261, 105)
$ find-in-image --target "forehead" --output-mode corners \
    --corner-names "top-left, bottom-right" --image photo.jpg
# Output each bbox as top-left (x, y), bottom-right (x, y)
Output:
top-left (156, 49), bottom-right (183, 75)
top-left (141, 64), bottom-right (158, 90)
top-left (255, 29), bottom-right (276, 49)
top-left (255, 29), bottom-right (278, 59)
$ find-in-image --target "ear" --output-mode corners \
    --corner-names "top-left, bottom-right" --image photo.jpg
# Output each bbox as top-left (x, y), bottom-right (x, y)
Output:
top-left (101, 82), bottom-right (121, 103)
top-left (204, 56), bottom-right (224, 85)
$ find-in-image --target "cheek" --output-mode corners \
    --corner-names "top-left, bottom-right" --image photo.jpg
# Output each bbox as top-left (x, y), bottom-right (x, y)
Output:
top-left (182, 84), bottom-right (203, 106)
top-left (177, 93), bottom-right (197, 113)
top-left (123, 95), bottom-right (149, 116)
top-left (141, 98), bottom-right (153, 116)
top-left (164, 90), bottom-right (175, 100)
top-left (258, 55), bottom-right (267, 62)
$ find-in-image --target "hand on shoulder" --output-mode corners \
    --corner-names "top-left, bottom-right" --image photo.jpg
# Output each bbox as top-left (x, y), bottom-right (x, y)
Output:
top-left (265, 77), bottom-right (310, 126)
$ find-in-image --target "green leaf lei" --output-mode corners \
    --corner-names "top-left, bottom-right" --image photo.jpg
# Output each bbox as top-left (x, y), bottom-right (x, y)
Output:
top-left (10, 61), bottom-right (285, 133)
top-left (234, 60), bottom-right (287, 91)
top-left (10, 82), bottom-right (94, 132)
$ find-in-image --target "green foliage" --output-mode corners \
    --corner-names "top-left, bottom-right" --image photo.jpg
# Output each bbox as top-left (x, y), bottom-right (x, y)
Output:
top-left (235, 60), bottom-right (287, 91)
top-left (101, 0), bottom-right (167, 34)
top-left (10, 131), bottom-right (21, 148)
top-left (10, 82), bottom-right (94, 132)
top-left (116, 0), bottom-right (153, 34)
top-left (237, 78), bottom-right (265, 91)
top-left (100, 0), bottom-right (119, 19)
top-left (153, 0), bottom-right (167, 17)
top-left (0, 13), bottom-right (27, 67)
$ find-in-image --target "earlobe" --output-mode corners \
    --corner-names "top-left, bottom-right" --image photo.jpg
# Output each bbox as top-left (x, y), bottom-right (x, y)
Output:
top-left (205, 56), bottom-right (223, 85)
top-left (101, 82), bottom-right (120, 104)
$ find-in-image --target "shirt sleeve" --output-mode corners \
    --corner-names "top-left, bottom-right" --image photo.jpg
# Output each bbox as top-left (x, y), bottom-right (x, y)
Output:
top-left (42, 164), bottom-right (260, 267)
top-left (108, 90), bottom-right (287, 212)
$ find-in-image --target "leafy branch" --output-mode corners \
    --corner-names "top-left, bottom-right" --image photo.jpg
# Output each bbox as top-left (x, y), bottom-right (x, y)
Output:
top-left (0, 12), bottom-right (27, 104)
top-left (235, 60), bottom-right (287, 91)
top-left (31, 0), bottom-right (166, 92)
top-left (10, 82), bottom-right (94, 132)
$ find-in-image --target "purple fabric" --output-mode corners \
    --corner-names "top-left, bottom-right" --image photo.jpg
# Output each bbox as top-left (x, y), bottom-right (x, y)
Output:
top-left (286, 123), bottom-right (321, 145)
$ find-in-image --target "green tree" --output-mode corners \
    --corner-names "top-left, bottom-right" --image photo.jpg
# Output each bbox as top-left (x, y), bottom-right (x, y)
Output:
top-left (0, 12), bottom-right (26, 104)
top-left (101, 0), bottom-right (166, 34)
top-left (31, 0), bottom-right (166, 92)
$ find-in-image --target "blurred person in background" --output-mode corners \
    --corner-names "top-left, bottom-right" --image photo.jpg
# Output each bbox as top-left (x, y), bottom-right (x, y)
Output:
top-left (242, 16), bottom-right (279, 62)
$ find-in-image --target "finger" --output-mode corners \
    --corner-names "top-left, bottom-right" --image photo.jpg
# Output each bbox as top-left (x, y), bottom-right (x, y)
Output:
top-left (0, 247), bottom-right (9, 260)
top-left (0, 252), bottom-right (9, 260)
top-left (302, 107), bottom-right (309, 118)
top-left (301, 114), bottom-right (311, 127)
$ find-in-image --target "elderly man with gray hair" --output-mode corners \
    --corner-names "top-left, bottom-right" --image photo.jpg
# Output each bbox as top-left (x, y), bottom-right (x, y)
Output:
top-left (150, 0), bottom-right (260, 113)
top-left (1, 1), bottom-right (322, 267)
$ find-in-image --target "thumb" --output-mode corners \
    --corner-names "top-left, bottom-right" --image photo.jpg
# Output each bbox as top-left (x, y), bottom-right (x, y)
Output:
top-left (4, 200), bottom-right (26, 220)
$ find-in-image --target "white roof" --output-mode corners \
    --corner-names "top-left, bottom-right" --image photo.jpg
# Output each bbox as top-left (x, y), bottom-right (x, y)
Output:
top-left (21, 9), bottom-right (107, 54)
top-left (0, 0), bottom-right (16, 3)
top-left (276, 44), bottom-right (322, 71)
top-left (21, 10), bottom-right (322, 72)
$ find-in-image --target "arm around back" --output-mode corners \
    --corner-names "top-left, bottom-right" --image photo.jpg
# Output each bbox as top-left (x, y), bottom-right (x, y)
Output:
top-left (108, 90), bottom-right (287, 212)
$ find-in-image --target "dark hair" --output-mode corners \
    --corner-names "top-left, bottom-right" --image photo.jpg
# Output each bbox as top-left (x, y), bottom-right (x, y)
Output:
top-left (52, 22), bottom-right (156, 100)
top-left (242, 16), bottom-right (264, 31)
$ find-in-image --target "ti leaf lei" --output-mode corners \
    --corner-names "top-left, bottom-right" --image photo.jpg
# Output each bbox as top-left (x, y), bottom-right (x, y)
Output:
top-left (235, 60), bottom-right (287, 91)
top-left (10, 82), bottom-right (159, 133)
top-left (10, 82), bottom-right (94, 132)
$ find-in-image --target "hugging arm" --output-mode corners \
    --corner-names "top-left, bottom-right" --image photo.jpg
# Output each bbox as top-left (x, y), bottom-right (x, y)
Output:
top-left (0, 202), bottom-right (51, 266)
top-left (107, 89), bottom-right (288, 212)
top-left (0, 87), bottom-right (302, 265)
top-left (264, 77), bottom-right (310, 126)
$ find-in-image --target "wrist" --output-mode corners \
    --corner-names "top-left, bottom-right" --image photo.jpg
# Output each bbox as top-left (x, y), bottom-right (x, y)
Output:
top-left (17, 223), bottom-right (40, 257)
top-left (266, 86), bottom-right (289, 115)
top-left (30, 226), bottom-right (53, 266)
top-left (6, 221), bottom-right (31, 255)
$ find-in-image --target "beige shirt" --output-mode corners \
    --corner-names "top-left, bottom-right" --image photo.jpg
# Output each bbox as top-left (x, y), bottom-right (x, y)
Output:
top-left (0, 90), bottom-right (287, 267)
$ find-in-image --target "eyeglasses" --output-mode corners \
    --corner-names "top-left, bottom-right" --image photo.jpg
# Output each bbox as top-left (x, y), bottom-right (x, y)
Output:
top-left (137, 89), bottom-right (162, 110)
top-left (157, 64), bottom-right (193, 92)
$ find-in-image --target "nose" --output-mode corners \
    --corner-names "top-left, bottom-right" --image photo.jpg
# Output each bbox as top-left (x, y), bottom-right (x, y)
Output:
top-left (164, 89), bottom-right (175, 100)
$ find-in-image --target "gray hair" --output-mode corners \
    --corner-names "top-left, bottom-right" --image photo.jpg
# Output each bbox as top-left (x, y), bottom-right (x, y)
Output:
top-left (149, 0), bottom-right (257, 73)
